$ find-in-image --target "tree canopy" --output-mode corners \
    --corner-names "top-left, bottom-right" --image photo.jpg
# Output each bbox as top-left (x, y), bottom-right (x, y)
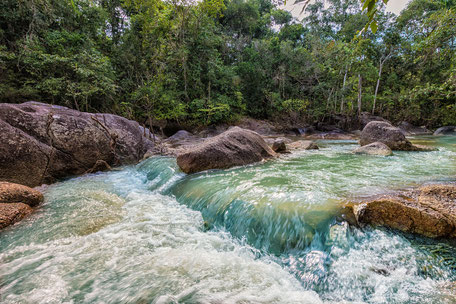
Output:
top-left (0, 0), bottom-right (455, 129)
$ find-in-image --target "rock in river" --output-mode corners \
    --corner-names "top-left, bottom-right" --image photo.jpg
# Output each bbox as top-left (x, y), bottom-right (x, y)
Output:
top-left (360, 121), bottom-right (427, 151)
top-left (0, 102), bottom-right (154, 187)
top-left (433, 126), bottom-right (456, 136)
top-left (287, 140), bottom-right (319, 150)
top-left (0, 203), bottom-right (33, 230)
top-left (352, 142), bottom-right (393, 156)
top-left (351, 184), bottom-right (456, 238)
top-left (176, 127), bottom-right (276, 174)
top-left (397, 121), bottom-right (431, 136)
top-left (0, 182), bottom-right (44, 207)
top-left (0, 182), bottom-right (44, 230)
top-left (271, 138), bottom-right (288, 153)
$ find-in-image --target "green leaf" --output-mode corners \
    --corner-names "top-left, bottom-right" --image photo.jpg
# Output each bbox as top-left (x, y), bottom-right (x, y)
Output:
top-left (370, 20), bottom-right (378, 33)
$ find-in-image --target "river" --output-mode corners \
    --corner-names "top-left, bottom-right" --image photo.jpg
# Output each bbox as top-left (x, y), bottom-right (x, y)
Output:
top-left (1, 136), bottom-right (456, 303)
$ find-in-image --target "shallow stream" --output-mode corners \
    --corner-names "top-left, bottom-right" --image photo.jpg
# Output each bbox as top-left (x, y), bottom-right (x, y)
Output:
top-left (1, 136), bottom-right (456, 303)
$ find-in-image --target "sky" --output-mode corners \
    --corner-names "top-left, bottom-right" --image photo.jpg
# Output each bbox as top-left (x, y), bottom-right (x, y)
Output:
top-left (385, 0), bottom-right (410, 14)
top-left (282, 0), bottom-right (411, 19)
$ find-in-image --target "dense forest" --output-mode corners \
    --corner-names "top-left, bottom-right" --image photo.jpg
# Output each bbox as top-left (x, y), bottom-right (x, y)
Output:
top-left (0, 0), bottom-right (455, 129)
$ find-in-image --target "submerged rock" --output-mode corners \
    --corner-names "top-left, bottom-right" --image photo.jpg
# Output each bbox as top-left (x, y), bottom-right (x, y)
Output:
top-left (360, 121), bottom-right (428, 151)
top-left (351, 184), bottom-right (456, 238)
top-left (288, 140), bottom-right (319, 150)
top-left (0, 102), bottom-right (154, 187)
top-left (352, 142), bottom-right (393, 156)
top-left (434, 126), bottom-right (456, 136)
top-left (305, 132), bottom-right (356, 140)
top-left (176, 127), bottom-right (276, 174)
top-left (0, 182), bottom-right (44, 207)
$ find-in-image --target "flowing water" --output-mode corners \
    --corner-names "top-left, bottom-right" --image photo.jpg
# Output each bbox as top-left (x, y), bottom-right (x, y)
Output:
top-left (1, 136), bottom-right (456, 303)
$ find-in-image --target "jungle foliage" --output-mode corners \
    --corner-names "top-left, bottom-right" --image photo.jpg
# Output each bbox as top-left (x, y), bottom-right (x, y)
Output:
top-left (0, 0), bottom-right (455, 128)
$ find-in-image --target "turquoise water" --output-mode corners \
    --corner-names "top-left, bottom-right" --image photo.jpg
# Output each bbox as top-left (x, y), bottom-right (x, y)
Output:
top-left (1, 136), bottom-right (456, 303)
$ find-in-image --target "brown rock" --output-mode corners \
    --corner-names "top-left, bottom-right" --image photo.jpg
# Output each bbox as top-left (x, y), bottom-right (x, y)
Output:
top-left (0, 182), bottom-right (44, 207)
top-left (0, 203), bottom-right (33, 229)
top-left (288, 140), bottom-right (319, 150)
top-left (305, 132), bottom-right (356, 140)
top-left (0, 102), bottom-right (154, 187)
top-left (352, 184), bottom-right (456, 238)
top-left (360, 121), bottom-right (422, 151)
top-left (352, 142), bottom-right (393, 156)
top-left (177, 127), bottom-right (276, 174)
top-left (271, 138), bottom-right (287, 153)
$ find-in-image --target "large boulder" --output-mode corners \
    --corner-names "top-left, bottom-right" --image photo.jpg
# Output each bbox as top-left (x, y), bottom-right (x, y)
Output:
top-left (360, 121), bottom-right (421, 151)
top-left (0, 102), bottom-right (154, 187)
top-left (352, 142), bottom-right (393, 156)
top-left (176, 127), bottom-right (276, 174)
top-left (351, 184), bottom-right (456, 238)
top-left (434, 126), bottom-right (456, 136)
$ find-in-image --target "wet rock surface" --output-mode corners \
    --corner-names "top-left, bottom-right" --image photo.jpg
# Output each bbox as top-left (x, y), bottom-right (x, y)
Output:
top-left (351, 184), bottom-right (456, 238)
top-left (0, 102), bottom-right (154, 187)
top-left (0, 203), bottom-right (33, 230)
top-left (434, 126), bottom-right (456, 136)
top-left (0, 182), bottom-right (44, 230)
top-left (271, 138), bottom-right (288, 153)
top-left (0, 182), bottom-right (44, 207)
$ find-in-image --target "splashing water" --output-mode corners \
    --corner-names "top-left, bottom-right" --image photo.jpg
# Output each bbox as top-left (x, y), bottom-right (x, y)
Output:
top-left (1, 136), bottom-right (456, 303)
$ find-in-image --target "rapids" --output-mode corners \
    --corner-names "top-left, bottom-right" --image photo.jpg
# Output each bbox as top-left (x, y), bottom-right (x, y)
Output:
top-left (1, 136), bottom-right (456, 303)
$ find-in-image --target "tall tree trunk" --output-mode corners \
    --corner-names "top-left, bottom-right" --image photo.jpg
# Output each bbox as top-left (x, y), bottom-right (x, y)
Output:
top-left (357, 74), bottom-right (362, 117)
top-left (326, 88), bottom-right (334, 110)
top-left (373, 60), bottom-right (383, 114)
top-left (340, 66), bottom-right (348, 113)
top-left (372, 52), bottom-right (392, 114)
